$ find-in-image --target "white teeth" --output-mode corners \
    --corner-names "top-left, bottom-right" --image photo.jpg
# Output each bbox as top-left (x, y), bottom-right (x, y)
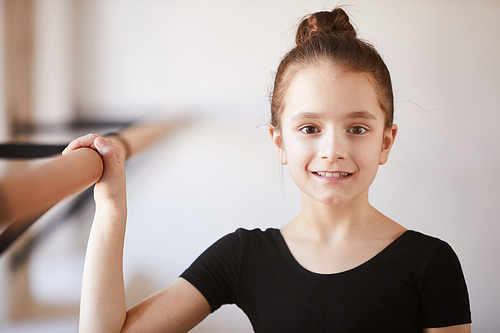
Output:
top-left (316, 172), bottom-right (350, 178)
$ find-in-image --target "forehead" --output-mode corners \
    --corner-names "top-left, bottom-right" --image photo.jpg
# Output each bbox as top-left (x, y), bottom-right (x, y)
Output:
top-left (283, 65), bottom-right (383, 122)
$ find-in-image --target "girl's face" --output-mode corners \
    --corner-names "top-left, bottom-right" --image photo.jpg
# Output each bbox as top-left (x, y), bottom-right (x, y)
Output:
top-left (270, 65), bottom-right (397, 208)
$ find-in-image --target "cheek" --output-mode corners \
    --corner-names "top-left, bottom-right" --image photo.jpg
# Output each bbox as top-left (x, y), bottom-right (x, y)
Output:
top-left (356, 141), bottom-right (383, 174)
top-left (359, 144), bottom-right (381, 161)
top-left (284, 136), bottom-right (314, 165)
top-left (286, 149), bottom-right (313, 190)
top-left (283, 141), bottom-right (316, 183)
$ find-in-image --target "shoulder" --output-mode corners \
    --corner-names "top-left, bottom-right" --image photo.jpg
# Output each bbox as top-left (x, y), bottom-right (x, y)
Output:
top-left (400, 230), bottom-right (442, 245)
top-left (180, 227), bottom-right (281, 312)
top-left (410, 231), bottom-right (463, 265)
top-left (392, 230), bottom-right (453, 257)
top-left (234, 227), bottom-right (280, 237)
top-left (408, 231), bottom-right (466, 283)
top-left (384, 230), bottom-right (471, 326)
top-left (218, 227), bottom-right (281, 246)
top-left (381, 230), bottom-right (464, 281)
top-left (386, 230), bottom-right (466, 279)
top-left (406, 232), bottom-right (472, 326)
top-left (191, 227), bottom-right (281, 263)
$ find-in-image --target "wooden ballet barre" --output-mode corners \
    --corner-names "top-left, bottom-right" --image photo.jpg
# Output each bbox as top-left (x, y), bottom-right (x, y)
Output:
top-left (105, 122), bottom-right (171, 158)
top-left (0, 122), bottom-right (171, 254)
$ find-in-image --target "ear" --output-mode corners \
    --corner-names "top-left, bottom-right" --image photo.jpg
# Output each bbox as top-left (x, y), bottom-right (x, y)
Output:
top-left (269, 126), bottom-right (287, 165)
top-left (379, 124), bottom-right (398, 165)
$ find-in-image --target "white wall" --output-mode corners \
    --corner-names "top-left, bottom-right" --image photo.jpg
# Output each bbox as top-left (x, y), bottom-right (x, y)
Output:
top-left (76, 1), bottom-right (498, 331)
top-left (72, 0), bottom-right (304, 123)
top-left (32, 0), bottom-right (74, 125)
top-left (0, 0), bottom-right (7, 140)
top-left (1, 0), bottom-right (499, 332)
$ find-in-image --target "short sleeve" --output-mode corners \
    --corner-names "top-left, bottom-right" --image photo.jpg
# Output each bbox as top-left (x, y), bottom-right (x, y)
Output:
top-left (180, 229), bottom-right (246, 312)
top-left (418, 240), bottom-right (471, 328)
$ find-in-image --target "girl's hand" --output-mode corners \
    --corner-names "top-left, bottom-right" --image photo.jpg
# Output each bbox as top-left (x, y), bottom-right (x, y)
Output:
top-left (62, 133), bottom-right (127, 206)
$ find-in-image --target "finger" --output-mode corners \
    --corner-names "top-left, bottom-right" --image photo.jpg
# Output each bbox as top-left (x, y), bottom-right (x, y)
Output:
top-left (93, 138), bottom-right (126, 188)
top-left (94, 137), bottom-right (126, 167)
top-left (94, 136), bottom-right (111, 156)
top-left (62, 133), bottom-right (100, 155)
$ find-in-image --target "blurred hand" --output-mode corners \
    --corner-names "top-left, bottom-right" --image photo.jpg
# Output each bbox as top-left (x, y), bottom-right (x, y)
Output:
top-left (63, 133), bottom-right (126, 206)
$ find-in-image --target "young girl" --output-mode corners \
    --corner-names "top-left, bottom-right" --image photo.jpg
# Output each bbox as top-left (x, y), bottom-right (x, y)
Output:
top-left (65, 8), bottom-right (471, 333)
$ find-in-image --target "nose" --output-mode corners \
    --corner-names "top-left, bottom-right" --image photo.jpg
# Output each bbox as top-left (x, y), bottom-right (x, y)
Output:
top-left (319, 130), bottom-right (346, 162)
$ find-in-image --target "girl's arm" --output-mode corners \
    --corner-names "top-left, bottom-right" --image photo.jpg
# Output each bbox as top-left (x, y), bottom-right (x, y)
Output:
top-left (65, 134), bottom-right (210, 333)
top-left (64, 134), bottom-right (128, 332)
top-left (424, 324), bottom-right (471, 333)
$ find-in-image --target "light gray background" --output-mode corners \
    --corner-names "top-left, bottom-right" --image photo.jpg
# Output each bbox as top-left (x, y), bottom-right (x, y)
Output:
top-left (0, 0), bottom-right (498, 332)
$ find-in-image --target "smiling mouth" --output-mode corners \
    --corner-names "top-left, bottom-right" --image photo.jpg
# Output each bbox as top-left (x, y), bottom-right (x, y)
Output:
top-left (314, 172), bottom-right (352, 178)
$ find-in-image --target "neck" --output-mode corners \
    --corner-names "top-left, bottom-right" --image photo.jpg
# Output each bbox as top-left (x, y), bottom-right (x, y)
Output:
top-left (289, 191), bottom-right (383, 242)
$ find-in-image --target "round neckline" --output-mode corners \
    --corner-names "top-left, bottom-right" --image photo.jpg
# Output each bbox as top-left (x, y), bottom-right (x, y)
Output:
top-left (270, 228), bottom-right (413, 277)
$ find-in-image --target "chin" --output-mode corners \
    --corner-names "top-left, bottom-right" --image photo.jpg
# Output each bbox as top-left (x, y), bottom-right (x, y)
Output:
top-left (309, 190), bottom-right (368, 208)
top-left (313, 194), bottom-right (351, 207)
top-left (323, 199), bottom-right (350, 207)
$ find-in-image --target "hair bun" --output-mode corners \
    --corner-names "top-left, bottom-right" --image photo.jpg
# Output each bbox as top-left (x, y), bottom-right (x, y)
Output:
top-left (296, 8), bottom-right (356, 46)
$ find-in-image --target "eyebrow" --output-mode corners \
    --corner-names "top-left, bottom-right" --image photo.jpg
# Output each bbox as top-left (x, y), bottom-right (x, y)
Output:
top-left (345, 111), bottom-right (377, 120)
top-left (290, 112), bottom-right (322, 121)
top-left (290, 110), bottom-right (377, 121)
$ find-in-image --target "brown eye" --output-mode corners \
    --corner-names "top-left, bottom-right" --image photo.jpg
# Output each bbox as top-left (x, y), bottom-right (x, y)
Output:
top-left (300, 126), bottom-right (320, 134)
top-left (348, 126), bottom-right (367, 135)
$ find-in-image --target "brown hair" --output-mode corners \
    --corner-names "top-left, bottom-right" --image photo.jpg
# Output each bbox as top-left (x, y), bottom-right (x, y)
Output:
top-left (270, 8), bottom-right (394, 130)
